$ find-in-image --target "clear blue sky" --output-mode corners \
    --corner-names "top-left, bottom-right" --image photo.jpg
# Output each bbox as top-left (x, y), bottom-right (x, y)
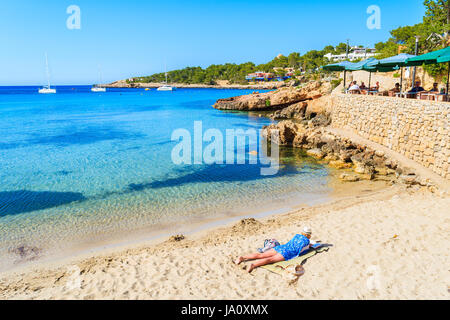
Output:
top-left (0, 0), bottom-right (425, 85)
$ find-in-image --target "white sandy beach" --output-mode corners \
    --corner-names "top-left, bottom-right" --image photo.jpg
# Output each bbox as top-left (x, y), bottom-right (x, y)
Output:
top-left (0, 182), bottom-right (448, 300)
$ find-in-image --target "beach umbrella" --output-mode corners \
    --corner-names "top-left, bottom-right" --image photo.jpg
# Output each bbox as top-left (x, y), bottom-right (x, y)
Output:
top-left (345, 58), bottom-right (379, 91)
top-left (344, 57), bottom-right (378, 71)
top-left (376, 53), bottom-right (416, 68)
top-left (407, 47), bottom-right (450, 94)
top-left (322, 61), bottom-right (355, 89)
top-left (371, 54), bottom-right (416, 91)
top-left (405, 46), bottom-right (450, 66)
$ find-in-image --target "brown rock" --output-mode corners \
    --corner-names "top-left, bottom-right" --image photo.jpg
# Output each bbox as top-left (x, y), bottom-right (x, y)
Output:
top-left (306, 148), bottom-right (325, 159)
top-left (339, 173), bottom-right (360, 182)
top-left (270, 102), bottom-right (307, 120)
top-left (328, 160), bottom-right (353, 169)
top-left (213, 81), bottom-right (332, 111)
top-left (262, 121), bottom-right (306, 146)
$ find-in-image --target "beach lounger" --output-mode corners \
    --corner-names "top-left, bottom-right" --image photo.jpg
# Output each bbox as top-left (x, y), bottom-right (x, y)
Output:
top-left (261, 244), bottom-right (329, 275)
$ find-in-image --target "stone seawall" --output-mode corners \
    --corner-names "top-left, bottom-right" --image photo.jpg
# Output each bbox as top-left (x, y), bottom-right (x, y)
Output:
top-left (330, 94), bottom-right (449, 179)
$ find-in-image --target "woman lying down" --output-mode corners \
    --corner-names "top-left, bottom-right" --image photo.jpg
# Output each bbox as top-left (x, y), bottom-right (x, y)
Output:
top-left (234, 227), bottom-right (312, 273)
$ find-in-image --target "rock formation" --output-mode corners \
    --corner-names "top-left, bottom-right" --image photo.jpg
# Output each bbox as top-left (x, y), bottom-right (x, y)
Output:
top-left (213, 81), bottom-right (332, 111)
top-left (262, 120), bottom-right (431, 187)
top-left (213, 80), bottom-right (436, 189)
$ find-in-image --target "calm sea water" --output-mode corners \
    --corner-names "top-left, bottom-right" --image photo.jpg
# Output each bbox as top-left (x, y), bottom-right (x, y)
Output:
top-left (0, 86), bottom-right (331, 271)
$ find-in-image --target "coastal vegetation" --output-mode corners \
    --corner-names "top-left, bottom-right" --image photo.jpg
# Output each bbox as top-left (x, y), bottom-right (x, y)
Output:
top-left (130, 46), bottom-right (351, 85)
top-left (375, 0), bottom-right (450, 76)
top-left (130, 1), bottom-right (449, 83)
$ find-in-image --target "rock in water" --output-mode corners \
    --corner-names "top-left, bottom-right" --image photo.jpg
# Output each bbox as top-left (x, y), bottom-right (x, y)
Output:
top-left (262, 121), bottom-right (306, 146)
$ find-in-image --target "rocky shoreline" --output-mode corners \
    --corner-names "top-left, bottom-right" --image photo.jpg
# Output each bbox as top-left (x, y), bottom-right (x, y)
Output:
top-left (213, 81), bottom-right (439, 191)
top-left (262, 120), bottom-right (435, 189)
top-left (213, 81), bottom-right (331, 111)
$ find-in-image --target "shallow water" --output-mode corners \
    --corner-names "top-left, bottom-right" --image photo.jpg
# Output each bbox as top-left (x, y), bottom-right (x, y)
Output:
top-left (0, 86), bottom-right (331, 271)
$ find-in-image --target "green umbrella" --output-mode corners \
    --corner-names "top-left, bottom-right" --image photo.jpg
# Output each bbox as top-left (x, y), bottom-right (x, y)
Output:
top-left (437, 54), bottom-right (450, 63)
top-left (405, 46), bottom-right (450, 66)
top-left (375, 53), bottom-right (416, 68)
top-left (371, 54), bottom-right (416, 92)
top-left (344, 58), bottom-right (379, 91)
top-left (322, 61), bottom-right (355, 71)
top-left (406, 47), bottom-right (450, 94)
top-left (407, 47), bottom-right (450, 95)
top-left (344, 58), bottom-right (378, 71)
top-left (322, 61), bottom-right (355, 89)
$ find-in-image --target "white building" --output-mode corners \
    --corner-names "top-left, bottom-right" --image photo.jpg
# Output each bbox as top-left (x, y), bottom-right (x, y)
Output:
top-left (324, 48), bottom-right (377, 62)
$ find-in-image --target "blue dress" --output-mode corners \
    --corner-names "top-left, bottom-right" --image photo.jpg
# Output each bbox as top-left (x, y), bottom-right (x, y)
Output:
top-left (274, 234), bottom-right (310, 261)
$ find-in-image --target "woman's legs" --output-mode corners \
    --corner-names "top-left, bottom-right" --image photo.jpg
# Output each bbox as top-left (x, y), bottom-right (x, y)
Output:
top-left (235, 249), bottom-right (278, 265)
top-left (247, 253), bottom-right (285, 273)
top-left (235, 249), bottom-right (285, 273)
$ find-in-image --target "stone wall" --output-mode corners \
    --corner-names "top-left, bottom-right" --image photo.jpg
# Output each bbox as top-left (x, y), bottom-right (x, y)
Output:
top-left (330, 94), bottom-right (449, 179)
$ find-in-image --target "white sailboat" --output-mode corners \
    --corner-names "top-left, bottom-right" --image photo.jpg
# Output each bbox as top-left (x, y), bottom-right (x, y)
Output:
top-left (38, 53), bottom-right (56, 94)
top-left (91, 65), bottom-right (106, 92)
top-left (157, 65), bottom-right (176, 91)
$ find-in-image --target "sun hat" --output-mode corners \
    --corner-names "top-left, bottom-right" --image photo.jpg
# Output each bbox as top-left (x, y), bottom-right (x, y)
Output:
top-left (303, 226), bottom-right (312, 236)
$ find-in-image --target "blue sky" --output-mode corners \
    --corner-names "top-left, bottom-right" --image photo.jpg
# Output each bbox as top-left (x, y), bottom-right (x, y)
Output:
top-left (0, 0), bottom-right (425, 85)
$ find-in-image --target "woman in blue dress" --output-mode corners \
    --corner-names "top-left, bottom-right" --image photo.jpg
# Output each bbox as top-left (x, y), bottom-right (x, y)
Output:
top-left (234, 227), bottom-right (312, 273)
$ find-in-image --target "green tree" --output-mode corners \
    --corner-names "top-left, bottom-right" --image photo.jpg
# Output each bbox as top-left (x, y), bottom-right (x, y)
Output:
top-left (287, 52), bottom-right (301, 68)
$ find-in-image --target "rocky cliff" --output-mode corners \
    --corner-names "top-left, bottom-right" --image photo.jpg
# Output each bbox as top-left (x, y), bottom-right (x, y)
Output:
top-left (212, 81), bottom-right (332, 111)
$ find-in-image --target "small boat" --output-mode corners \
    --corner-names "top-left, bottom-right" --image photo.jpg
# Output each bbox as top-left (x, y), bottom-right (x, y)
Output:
top-left (157, 65), bottom-right (176, 91)
top-left (39, 53), bottom-right (56, 94)
top-left (157, 84), bottom-right (175, 91)
top-left (91, 86), bottom-right (106, 92)
top-left (91, 65), bottom-right (107, 92)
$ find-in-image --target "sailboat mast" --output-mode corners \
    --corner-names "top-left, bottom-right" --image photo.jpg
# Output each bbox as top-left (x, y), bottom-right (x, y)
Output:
top-left (164, 62), bottom-right (169, 84)
top-left (98, 65), bottom-right (103, 86)
top-left (45, 53), bottom-right (51, 89)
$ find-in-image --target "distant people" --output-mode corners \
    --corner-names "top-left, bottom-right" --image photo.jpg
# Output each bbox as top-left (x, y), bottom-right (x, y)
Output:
top-left (408, 81), bottom-right (425, 93)
top-left (390, 83), bottom-right (401, 93)
top-left (371, 81), bottom-right (380, 91)
top-left (348, 81), bottom-right (361, 94)
top-left (418, 82), bottom-right (440, 100)
top-left (359, 82), bottom-right (368, 94)
top-left (368, 81), bottom-right (380, 95)
top-left (407, 81), bottom-right (425, 99)
top-left (429, 83), bottom-right (439, 93)
top-left (388, 83), bottom-right (401, 97)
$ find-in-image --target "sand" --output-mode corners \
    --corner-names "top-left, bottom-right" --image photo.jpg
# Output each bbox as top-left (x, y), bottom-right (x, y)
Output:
top-left (0, 183), bottom-right (448, 300)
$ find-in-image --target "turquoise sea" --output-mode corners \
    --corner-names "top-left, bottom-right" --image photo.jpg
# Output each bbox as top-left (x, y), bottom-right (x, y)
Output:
top-left (0, 86), bottom-right (331, 271)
